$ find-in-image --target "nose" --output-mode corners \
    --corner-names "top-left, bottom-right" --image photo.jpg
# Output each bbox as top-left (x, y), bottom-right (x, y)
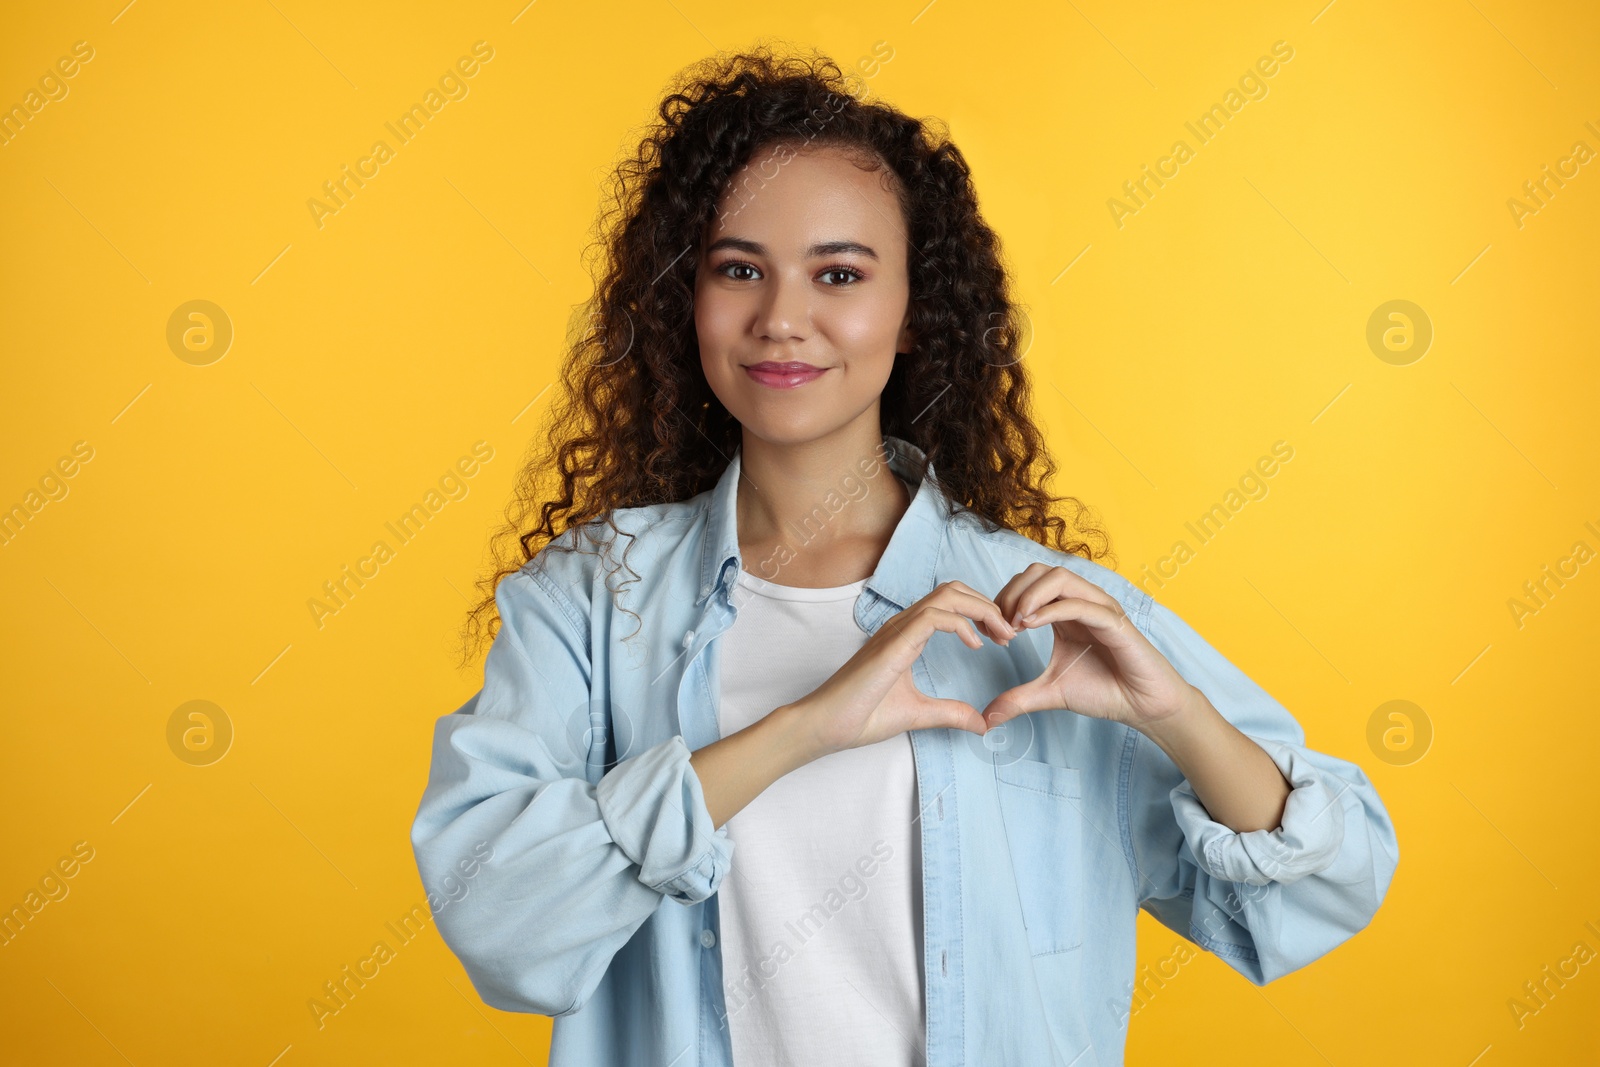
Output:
top-left (755, 268), bottom-right (810, 343)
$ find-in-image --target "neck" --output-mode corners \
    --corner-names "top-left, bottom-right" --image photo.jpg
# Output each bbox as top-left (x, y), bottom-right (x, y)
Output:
top-left (734, 425), bottom-right (911, 562)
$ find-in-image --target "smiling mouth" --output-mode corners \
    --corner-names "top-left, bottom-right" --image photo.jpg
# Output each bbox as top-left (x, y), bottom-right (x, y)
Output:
top-left (744, 363), bottom-right (829, 389)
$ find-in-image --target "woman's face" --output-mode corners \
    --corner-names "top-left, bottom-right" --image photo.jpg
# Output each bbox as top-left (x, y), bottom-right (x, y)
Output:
top-left (694, 142), bottom-right (914, 447)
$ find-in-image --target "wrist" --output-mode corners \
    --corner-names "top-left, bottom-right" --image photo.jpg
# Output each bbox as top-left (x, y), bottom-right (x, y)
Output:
top-left (767, 701), bottom-right (832, 768)
top-left (1137, 684), bottom-right (1219, 763)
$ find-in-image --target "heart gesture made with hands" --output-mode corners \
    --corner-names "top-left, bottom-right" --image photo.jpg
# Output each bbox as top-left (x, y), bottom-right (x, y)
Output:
top-left (980, 562), bottom-right (1199, 733)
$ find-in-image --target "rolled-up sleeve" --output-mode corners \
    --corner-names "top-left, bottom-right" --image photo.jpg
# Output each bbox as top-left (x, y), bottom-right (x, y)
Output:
top-left (595, 732), bottom-right (734, 902)
top-left (1120, 593), bottom-right (1400, 985)
top-left (410, 563), bottom-right (734, 1017)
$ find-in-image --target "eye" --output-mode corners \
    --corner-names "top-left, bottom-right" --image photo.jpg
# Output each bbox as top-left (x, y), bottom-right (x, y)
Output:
top-left (715, 260), bottom-right (761, 281)
top-left (712, 260), bottom-right (865, 285)
top-left (819, 265), bottom-right (865, 286)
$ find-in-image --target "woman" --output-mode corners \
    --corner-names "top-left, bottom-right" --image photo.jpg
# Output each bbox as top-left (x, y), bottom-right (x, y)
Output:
top-left (411, 46), bottom-right (1399, 1067)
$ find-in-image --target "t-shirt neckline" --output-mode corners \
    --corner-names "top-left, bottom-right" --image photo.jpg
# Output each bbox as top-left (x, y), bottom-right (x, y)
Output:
top-left (735, 568), bottom-right (868, 602)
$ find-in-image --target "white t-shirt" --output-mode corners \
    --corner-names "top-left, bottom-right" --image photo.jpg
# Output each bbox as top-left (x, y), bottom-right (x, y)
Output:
top-left (714, 566), bottom-right (926, 1067)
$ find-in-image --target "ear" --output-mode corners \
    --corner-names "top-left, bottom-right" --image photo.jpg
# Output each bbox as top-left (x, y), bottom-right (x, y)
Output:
top-left (896, 308), bottom-right (915, 355)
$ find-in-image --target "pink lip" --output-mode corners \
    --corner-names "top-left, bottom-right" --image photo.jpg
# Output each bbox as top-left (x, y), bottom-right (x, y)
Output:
top-left (744, 363), bottom-right (828, 389)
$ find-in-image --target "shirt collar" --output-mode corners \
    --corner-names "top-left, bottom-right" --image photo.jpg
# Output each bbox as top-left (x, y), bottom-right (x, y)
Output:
top-left (698, 434), bottom-right (954, 611)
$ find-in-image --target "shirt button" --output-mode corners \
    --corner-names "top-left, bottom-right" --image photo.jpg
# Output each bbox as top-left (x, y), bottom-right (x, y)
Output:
top-left (699, 928), bottom-right (717, 948)
top-left (683, 629), bottom-right (696, 648)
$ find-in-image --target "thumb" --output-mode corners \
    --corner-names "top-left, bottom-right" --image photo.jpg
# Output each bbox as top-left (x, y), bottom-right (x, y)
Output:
top-left (982, 682), bottom-right (1057, 728)
top-left (924, 698), bottom-right (988, 736)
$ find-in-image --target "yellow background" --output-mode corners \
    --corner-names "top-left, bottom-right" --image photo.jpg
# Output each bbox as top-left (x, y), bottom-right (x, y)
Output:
top-left (3, 0), bottom-right (1597, 1063)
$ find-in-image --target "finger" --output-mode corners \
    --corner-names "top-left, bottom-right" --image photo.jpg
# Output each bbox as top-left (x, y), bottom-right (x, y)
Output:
top-left (919, 697), bottom-right (988, 736)
top-left (1013, 568), bottom-right (1124, 627)
top-left (992, 562), bottom-right (1052, 627)
top-left (933, 583), bottom-right (1017, 643)
top-left (879, 604), bottom-right (982, 657)
top-left (919, 606), bottom-right (984, 649)
top-left (982, 682), bottom-right (1059, 727)
top-left (1016, 597), bottom-right (1137, 647)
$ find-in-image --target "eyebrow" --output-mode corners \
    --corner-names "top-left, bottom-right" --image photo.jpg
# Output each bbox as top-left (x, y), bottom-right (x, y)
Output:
top-left (704, 236), bottom-right (880, 261)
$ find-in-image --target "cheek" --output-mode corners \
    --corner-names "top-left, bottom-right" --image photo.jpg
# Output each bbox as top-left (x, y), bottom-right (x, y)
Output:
top-left (693, 294), bottom-right (734, 390)
top-left (694, 287), bottom-right (741, 349)
top-left (826, 290), bottom-right (905, 350)
top-left (692, 282), bottom-right (710, 339)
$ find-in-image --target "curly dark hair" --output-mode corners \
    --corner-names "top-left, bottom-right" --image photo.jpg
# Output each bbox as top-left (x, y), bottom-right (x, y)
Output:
top-left (456, 42), bottom-right (1113, 667)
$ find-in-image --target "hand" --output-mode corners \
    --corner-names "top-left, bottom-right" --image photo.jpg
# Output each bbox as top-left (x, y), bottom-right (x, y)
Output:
top-left (789, 580), bottom-right (1016, 757)
top-left (981, 563), bottom-right (1197, 733)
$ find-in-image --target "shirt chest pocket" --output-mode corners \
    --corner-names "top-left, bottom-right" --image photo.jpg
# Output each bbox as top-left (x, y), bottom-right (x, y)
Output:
top-left (993, 757), bottom-right (1086, 957)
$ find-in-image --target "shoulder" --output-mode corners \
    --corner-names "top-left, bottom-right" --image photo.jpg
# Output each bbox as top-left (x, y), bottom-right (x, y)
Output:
top-left (945, 508), bottom-right (1152, 626)
top-left (518, 495), bottom-right (710, 610)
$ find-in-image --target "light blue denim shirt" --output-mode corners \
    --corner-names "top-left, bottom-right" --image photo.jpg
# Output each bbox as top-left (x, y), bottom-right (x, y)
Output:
top-left (411, 434), bottom-right (1399, 1066)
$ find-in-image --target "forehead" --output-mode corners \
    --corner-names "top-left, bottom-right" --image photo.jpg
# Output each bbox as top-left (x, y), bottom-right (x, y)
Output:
top-left (703, 143), bottom-right (906, 257)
